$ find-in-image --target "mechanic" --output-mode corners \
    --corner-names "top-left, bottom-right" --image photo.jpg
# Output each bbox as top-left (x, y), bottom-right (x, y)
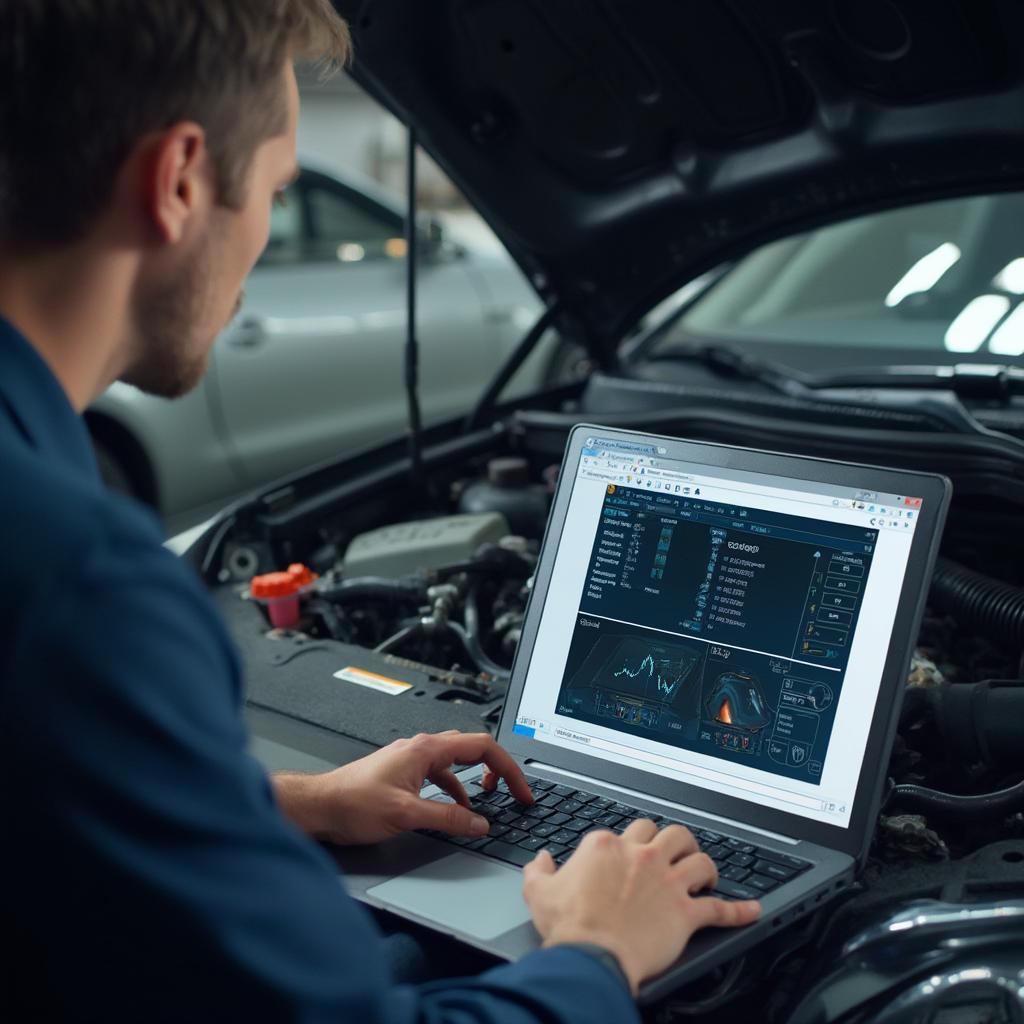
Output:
top-left (0, 3), bottom-right (759, 1020)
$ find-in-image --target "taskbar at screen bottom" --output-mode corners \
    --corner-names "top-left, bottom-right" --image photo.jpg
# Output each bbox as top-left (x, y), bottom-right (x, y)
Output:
top-left (511, 718), bottom-right (853, 828)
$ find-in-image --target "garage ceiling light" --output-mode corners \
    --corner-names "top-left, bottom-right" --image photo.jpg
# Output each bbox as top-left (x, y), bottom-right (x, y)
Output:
top-left (885, 242), bottom-right (961, 308)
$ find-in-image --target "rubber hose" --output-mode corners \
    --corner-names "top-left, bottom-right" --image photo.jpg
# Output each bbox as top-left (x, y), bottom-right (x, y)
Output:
top-left (888, 777), bottom-right (1024, 820)
top-left (930, 558), bottom-right (1024, 650)
top-left (932, 681), bottom-right (1024, 768)
top-left (447, 622), bottom-right (510, 682)
top-left (320, 577), bottom-right (427, 604)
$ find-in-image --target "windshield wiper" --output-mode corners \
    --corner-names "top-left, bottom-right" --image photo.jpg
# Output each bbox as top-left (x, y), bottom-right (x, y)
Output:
top-left (656, 344), bottom-right (1024, 402)
top-left (800, 363), bottom-right (1024, 401)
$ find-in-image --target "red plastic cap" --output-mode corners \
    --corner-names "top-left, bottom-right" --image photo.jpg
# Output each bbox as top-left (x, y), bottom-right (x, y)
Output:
top-left (250, 572), bottom-right (301, 599)
top-left (287, 563), bottom-right (318, 589)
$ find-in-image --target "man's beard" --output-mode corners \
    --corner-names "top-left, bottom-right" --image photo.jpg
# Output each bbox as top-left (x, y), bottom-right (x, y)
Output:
top-left (121, 226), bottom-right (240, 400)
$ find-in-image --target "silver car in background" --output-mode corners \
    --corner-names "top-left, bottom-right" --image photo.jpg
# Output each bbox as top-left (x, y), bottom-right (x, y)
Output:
top-left (87, 161), bottom-right (545, 532)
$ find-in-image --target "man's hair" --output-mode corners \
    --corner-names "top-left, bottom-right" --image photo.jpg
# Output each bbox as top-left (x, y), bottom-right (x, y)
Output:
top-left (0, 1), bottom-right (350, 248)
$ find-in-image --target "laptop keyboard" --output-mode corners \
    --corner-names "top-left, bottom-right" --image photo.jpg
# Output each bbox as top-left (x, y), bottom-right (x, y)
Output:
top-left (424, 775), bottom-right (811, 901)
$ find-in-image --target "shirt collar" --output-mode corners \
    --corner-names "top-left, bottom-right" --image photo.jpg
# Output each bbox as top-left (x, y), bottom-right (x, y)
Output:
top-left (0, 314), bottom-right (101, 488)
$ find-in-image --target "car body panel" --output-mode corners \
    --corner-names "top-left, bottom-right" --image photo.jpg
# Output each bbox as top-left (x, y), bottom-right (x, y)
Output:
top-left (87, 163), bottom-right (544, 526)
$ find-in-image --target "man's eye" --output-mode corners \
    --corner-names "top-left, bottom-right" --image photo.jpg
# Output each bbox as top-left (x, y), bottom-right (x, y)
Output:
top-left (273, 190), bottom-right (289, 209)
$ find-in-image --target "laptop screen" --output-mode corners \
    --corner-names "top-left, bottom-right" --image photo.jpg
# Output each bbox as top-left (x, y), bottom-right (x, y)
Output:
top-left (512, 437), bottom-right (925, 830)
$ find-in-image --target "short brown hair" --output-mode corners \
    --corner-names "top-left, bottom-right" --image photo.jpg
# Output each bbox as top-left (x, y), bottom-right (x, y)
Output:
top-left (0, 1), bottom-right (350, 248)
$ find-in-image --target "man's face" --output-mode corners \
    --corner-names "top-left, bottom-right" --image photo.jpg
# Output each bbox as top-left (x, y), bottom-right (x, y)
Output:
top-left (122, 65), bottom-right (300, 399)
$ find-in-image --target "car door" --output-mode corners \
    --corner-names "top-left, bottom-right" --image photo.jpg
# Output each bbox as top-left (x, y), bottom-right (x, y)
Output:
top-left (212, 169), bottom-right (492, 489)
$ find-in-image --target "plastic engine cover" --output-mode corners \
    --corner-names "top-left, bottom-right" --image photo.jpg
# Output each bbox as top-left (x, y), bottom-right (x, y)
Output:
top-left (342, 513), bottom-right (509, 579)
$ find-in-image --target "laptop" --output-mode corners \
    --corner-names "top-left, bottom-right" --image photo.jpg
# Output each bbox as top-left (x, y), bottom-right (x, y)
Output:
top-left (339, 424), bottom-right (950, 1002)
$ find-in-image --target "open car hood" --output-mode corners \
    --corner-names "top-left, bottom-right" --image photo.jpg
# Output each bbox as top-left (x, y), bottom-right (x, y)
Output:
top-left (334, 0), bottom-right (1024, 365)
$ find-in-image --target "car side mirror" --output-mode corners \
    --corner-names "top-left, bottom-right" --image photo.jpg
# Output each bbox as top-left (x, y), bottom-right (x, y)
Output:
top-left (418, 217), bottom-right (446, 258)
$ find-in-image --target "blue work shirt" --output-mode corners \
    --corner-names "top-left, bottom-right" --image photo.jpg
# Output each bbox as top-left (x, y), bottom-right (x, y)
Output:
top-left (0, 315), bottom-right (639, 1023)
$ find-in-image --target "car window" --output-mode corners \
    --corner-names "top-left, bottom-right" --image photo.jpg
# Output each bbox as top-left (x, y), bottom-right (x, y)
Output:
top-left (674, 193), bottom-right (1024, 361)
top-left (304, 178), bottom-right (404, 263)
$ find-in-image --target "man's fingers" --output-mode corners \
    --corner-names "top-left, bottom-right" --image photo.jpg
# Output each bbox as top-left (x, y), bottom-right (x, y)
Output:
top-left (621, 818), bottom-right (659, 843)
top-left (652, 823), bottom-right (700, 861)
top-left (523, 849), bottom-right (557, 888)
top-left (426, 733), bottom-right (534, 804)
top-left (427, 768), bottom-right (469, 807)
top-left (691, 897), bottom-right (761, 931)
top-left (409, 797), bottom-right (489, 837)
top-left (673, 851), bottom-right (719, 893)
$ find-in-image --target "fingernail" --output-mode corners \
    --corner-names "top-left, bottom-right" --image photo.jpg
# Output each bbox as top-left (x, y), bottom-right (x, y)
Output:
top-left (470, 815), bottom-right (489, 835)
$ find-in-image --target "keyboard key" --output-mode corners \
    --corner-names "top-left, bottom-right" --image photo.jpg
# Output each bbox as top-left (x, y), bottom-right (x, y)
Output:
top-left (728, 852), bottom-right (755, 869)
top-left (713, 879), bottom-right (760, 900)
top-left (545, 812), bottom-right (571, 827)
top-left (757, 849), bottom-right (811, 872)
top-left (576, 807), bottom-right (602, 820)
top-left (530, 823), bottom-right (560, 839)
top-left (496, 810), bottom-right (522, 826)
top-left (487, 823), bottom-right (510, 840)
top-left (754, 859), bottom-right (797, 882)
top-left (591, 797), bottom-right (614, 810)
top-left (525, 805), bottom-right (555, 820)
top-left (570, 791), bottom-right (597, 804)
top-left (721, 864), bottom-right (751, 883)
top-left (559, 800), bottom-right (584, 816)
top-left (548, 829), bottom-right (578, 846)
top-left (563, 817), bottom-right (593, 833)
top-left (526, 777), bottom-right (555, 791)
top-left (725, 839), bottom-right (756, 855)
top-left (544, 844), bottom-right (569, 859)
top-left (551, 785), bottom-right (575, 797)
top-left (704, 844), bottom-right (729, 860)
top-left (745, 874), bottom-right (779, 893)
top-left (518, 835), bottom-right (549, 852)
top-left (509, 816), bottom-right (535, 831)
top-left (450, 835), bottom-right (491, 850)
top-left (473, 804), bottom-right (504, 821)
top-left (537, 792), bottom-right (564, 808)
top-left (501, 829), bottom-right (528, 845)
top-left (595, 813), bottom-right (624, 828)
top-left (610, 804), bottom-right (634, 817)
top-left (485, 841), bottom-right (538, 867)
top-left (699, 830), bottom-right (724, 844)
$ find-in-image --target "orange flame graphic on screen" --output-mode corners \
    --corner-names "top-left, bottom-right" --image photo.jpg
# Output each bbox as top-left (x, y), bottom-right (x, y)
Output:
top-left (717, 699), bottom-right (733, 725)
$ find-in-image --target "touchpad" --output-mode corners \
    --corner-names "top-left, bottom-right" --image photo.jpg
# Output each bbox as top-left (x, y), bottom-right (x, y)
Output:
top-left (368, 853), bottom-right (531, 941)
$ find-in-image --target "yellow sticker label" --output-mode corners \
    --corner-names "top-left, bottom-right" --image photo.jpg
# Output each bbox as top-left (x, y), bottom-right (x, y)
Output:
top-left (334, 667), bottom-right (412, 696)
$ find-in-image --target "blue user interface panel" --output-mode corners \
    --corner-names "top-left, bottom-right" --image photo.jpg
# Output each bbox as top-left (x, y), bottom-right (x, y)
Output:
top-left (514, 440), bottom-right (923, 827)
top-left (555, 485), bottom-right (874, 784)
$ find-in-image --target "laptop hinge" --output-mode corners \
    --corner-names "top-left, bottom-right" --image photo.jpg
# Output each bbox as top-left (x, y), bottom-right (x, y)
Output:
top-left (524, 760), bottom-right (800, 846)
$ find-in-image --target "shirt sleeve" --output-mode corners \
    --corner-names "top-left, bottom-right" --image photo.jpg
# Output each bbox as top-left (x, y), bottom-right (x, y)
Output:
top-left (3, 511), bottom-right (639, 1024)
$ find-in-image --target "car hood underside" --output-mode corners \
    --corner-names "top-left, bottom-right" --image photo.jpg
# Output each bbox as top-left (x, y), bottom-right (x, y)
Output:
top-left (335, 0), bottom-right (1024, 363)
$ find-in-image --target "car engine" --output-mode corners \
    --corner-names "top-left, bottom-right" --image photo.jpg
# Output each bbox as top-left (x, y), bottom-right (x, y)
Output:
top-left (197, 381), bottom-right (1024, 1021)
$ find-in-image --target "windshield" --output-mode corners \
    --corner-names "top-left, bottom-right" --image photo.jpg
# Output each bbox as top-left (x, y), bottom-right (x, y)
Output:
top-left (673, 193), bottom-right (1024, 364)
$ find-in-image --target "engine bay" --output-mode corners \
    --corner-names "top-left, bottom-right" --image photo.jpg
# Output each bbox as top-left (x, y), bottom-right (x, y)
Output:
top-left (195, 369), bottom-right (1024, 1019)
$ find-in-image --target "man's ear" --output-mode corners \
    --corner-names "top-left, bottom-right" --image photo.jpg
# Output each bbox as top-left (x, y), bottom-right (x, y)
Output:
top-left (144, 123), bottom-right (210, 245)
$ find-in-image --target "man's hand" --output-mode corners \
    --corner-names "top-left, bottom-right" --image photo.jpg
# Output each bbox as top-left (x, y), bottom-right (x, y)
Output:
top-left (523, 820), bottom-right (760, 996)
top-left (272, 730), bottom-right (532, 846)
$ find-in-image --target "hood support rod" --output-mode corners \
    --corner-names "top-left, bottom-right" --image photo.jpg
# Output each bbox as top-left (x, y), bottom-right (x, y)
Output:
top-left (464, 301), bottom-right (562, 432)
top-left (405, 124), bottom-right (424, 489)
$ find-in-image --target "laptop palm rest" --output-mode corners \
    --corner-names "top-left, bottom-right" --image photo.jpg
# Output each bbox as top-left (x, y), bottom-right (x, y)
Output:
top-left (368, 853), bottom-right (532, 941)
